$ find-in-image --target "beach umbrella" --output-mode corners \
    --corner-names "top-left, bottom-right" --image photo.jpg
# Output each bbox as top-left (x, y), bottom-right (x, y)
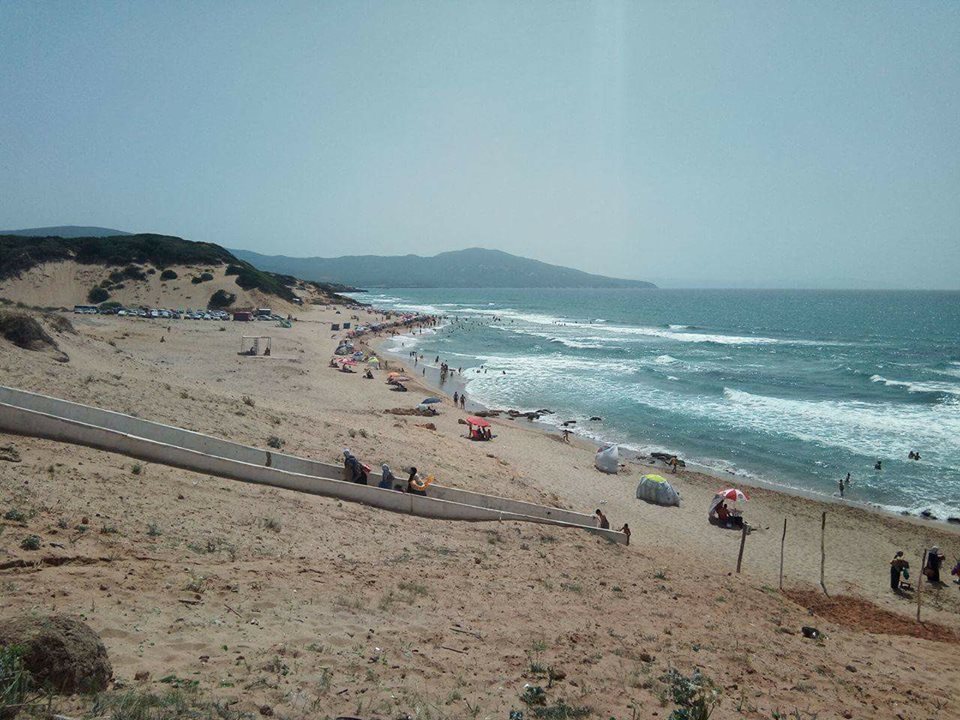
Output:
top-left (466, 416), bottom-right (490, 427)
top-left (709, 488), bottom-right (748, 515)
top-left (389, 375), bottom-right (411, 382)
top-left (341, 359), bottom-right (358, 366)
top-left (368, 356), bottom-right (380, 364)
top-left (421, 397), bottom-right (442, 405)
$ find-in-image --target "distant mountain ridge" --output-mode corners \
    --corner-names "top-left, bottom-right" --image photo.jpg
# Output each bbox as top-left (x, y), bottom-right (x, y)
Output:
top-left (0, 225), bottom-right (133, 238)
top-left (230, 247), bottom-right (655, 289)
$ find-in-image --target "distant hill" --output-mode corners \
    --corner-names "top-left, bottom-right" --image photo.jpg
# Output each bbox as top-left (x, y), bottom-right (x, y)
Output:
top-left (0, 225), bottom-right (133, 238)
top-left (230, 247), bottom-right (655, 289)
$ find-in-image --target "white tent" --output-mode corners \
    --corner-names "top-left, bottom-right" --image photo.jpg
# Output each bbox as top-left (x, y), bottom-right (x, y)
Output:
top-left (636, 474), bottom-right (680, 507)
top-left (595, 444), bottom-right (619, 474)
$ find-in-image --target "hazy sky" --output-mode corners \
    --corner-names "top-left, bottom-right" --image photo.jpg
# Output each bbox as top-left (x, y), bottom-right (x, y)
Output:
top-left (2, 2), bottom-right (958, 289)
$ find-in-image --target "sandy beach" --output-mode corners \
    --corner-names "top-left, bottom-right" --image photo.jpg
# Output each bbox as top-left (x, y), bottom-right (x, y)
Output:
top-left (2, 301), bottom-right (959, 719)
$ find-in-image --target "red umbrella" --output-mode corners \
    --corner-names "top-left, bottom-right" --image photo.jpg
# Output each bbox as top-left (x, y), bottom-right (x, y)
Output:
top-left (466, 416), bottom-right (490, 428)
top-left (716, 488), bottom-right (749, 502)
top-left (341, 359), bottom-right (358, 366)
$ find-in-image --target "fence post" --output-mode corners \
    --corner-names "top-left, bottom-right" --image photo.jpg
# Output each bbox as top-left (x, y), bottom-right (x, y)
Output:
top-left (779, 517), bottom-right (787, 590)
top-left (736, 524), bottom-right (748, 573)
top-left (819, 512), bottom-right (828, 596)
top-left (917, 549), bottom-right (927, 623)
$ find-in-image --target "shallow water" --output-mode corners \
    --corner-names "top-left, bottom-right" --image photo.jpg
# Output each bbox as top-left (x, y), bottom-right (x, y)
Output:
top-left (351, 288), bottom-right (960, 519)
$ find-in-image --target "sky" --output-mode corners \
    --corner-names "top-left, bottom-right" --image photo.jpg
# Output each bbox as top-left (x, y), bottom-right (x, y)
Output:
top-left (1, 1), bottom-right (958, 289)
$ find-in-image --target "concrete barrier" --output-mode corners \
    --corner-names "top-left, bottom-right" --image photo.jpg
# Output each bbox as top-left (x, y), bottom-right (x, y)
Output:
top-left (0, 386), bottom-right (597, 527)
top-left (0, 389), bottom-right (626, 543)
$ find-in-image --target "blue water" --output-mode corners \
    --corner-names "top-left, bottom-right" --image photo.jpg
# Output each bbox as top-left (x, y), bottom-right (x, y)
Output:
top-left (351, 288), bottom-right (960, 519)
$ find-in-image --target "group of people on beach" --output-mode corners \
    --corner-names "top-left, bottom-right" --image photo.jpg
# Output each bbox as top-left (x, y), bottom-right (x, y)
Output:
top-left (890, 546), bottom-right (960, 593)
top-left (342, 449), bottom-right (433, 495)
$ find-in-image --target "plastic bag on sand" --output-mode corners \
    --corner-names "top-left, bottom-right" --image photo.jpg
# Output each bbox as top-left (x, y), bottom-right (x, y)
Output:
top-left (595, 444), bottom-right (619, 474)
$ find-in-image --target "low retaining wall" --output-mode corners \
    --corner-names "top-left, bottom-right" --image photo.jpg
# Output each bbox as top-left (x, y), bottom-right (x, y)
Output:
top-left (0, 386), bottom-right (596, 527)
top-left (0, 395), bottom-right (626, 543)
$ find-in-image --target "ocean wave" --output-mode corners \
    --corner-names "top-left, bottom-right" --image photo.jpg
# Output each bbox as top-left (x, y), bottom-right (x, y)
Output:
top-left (870, 375), bottom-right (960, 397)
top-left (720, 388), bottom-right (960, 465)
top-left (548, 337), bottom-right (615, 350)
top-left (583, 323), bottom-right (835, 346)
top-left (653, 354), bottom-right (679, 365)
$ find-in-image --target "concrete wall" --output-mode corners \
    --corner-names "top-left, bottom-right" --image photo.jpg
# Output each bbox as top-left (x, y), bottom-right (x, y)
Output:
top-left (0, 385), bottom-right (596, 527)
top-left (0, 396), bottom-right (626, 543)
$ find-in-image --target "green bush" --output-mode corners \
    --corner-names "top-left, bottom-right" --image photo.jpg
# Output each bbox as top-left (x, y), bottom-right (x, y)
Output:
top-left (191, 272), bottom-right (214, 285)
top-left (0, 644), bottom-right (34, 715)
top-left (88, 287), bottom-right (110, 303)
top-left (225, 264), bottom-right (243, 276)
top-left (208, 289), bottom-right (236, 309)
top-left (160, 269), bottom-right (178, 280)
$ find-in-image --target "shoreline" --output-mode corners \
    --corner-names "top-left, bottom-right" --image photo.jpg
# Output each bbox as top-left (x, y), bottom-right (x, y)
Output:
top-left (368, 325), bottom-right (960, 535)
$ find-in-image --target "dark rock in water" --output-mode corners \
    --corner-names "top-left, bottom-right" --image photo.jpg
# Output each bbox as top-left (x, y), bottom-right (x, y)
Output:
top-left (920, 509), bottom-right (937, 520)
top-left (947, 517), bottom-right (960, 525)
top-left (589, 416), bottom-right (602, 421)
top-left (536, 409), bottom-right (554, 415)
top-left (0, 614), bottom-right (112, 693)
top-left (562, 420), bottom-right (577, 426)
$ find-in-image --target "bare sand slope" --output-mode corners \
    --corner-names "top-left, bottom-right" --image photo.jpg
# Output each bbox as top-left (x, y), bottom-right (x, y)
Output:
top-left (1, 305), bottom-right (958, 719)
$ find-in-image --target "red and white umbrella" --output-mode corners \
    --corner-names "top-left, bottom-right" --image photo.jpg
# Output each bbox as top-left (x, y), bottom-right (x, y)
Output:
top-left (709, 488), bottom-right (748, 515)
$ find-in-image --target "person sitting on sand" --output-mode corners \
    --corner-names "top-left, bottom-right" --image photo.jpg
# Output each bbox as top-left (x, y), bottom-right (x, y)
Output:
top-left (364, 368), bottom-right (374, 379)
top-left (379, 463), bottom-right (399, 490)
top-left (407, 467), bottom-right (428, 496)
top-left (890, 551), bottom-right (910, 593)
top-left (595, 509), bottom-right (610, 530)
top-left (343, 449), bottom-right (368, 485)
top-left (715, 502), bottom-right (744, 529)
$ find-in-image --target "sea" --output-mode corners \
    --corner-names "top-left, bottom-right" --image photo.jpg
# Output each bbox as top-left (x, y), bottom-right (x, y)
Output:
top-left (347, 288), bottom-right (960, 521)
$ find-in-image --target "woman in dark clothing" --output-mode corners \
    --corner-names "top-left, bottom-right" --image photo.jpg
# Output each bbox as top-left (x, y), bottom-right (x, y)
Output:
top-left (343, 449), bottom-right (368, 485)
top-left (925, 547), bottom-right (945, 583)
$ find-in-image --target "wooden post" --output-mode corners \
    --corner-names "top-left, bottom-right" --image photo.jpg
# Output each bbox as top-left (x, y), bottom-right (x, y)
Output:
top-left (917, 549), bottom-right (927, 623)
top-left (779, 517), bottom-right (787, 590)
top-left (819, 511), bottom-right (828, 596)
top-left (736, 524), bottom-right (748, 574)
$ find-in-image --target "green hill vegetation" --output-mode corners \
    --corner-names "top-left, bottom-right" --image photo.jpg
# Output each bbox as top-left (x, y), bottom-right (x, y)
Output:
top-left (0, 233), bottom-right (297, 302)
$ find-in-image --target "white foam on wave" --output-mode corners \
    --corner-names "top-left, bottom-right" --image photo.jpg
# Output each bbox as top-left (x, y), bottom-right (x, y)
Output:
top-left (654, 354), bottom-right (679, 365)
top-left (871, 375), bottom-right (960, 397)
top-left (581, 322), bottom-right (832, 346)
top-left (719, 388), bottom-right (960, 467)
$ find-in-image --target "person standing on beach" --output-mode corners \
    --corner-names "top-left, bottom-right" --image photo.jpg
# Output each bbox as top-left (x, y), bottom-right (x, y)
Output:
top-left (595, 509), bottom-right (610, 529)
top-left (460, 393), bottom-right (466, 409)
top-left (890, 551), bottom-right (909, 592)
top-left (838, 476), bottom-right (845, 498)
top-left (453, 391), bottom-right (459, 406)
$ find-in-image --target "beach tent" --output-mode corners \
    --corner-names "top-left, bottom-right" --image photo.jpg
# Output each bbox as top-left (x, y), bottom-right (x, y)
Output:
top-left (595, 444), bottom-right (619, 474)
top-left (636, 474), bottom-right (680, 507)
top-left (421, 397), bottom-right (442, 405)
top-left (368, 356), bottom-right (380, 364)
